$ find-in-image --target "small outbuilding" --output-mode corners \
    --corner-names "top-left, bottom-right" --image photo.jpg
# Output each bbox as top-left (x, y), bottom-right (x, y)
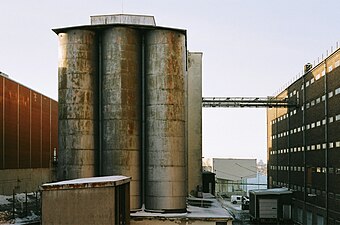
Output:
top-left (249, 188), bottom-right (292, 223)
top-left (40, 176), bottom-right (130, 225)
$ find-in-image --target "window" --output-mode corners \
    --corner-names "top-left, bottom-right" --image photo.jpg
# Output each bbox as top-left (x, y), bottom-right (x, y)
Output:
top-left (311, 100), bottom-right (315, 106)
top-left (316, 97), bottom-right (321, 104)
top-left (311, 145), bottom-right (315, 150)
top-left (329, 91), bottom-right (333, 98)
top-left (311, 78), bottom-right (315, 84)
top-left (316, 74), bottom-right (321, 80)
top-left (336, 88), bottom-right (340, 95)
top-left (329, 142), bottom-right (334, 148)
top-left (306, 80), bottom-right (310, 87)
top-left (322, 119), bottom-right (326, 125)
top-left (336, 114), bottom-right (340, 121)
top-left (322, 143), bottom-right (327, 149)
top-left (311, 123), bottom-right (315, 128)
top-left (322, 70), bottom-right (326, 76)
top-left (329, 117), bottom-right (334, 123)
top-left (335, 60), bottom-right (340, 68)
top-left (336, 141), bottom-right (340, 148)
top-left (317, 121), bottom-right (321, 127)
top-left (336, 168), bottom-right (340, 175)
top-left (329, 65), bottom-right (333, 72)
top-left (307, 124), bottom-right (310, 130)
top-left (306, 103), bottom-right (310, 109)
top-left (322, 95), bottom-right (326, 101)
top-left (317, 144), bottom-right (321, 150)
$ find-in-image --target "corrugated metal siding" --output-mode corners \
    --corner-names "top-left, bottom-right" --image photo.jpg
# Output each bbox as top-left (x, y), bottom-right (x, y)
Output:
top-left (51, 101), bottom-right (58, 161)
top-left (0, 75), bottom-right (58, 170)
top-left (19, 85), bottom-right (31, 168)
top-left (42, 96), bottom-right (50, 168)
top-left (5, 79), bottom-right (19, 169)
top-left (0, 77), bottom-right (3, 169)
top-left (31, 91), bottom-right (41, 168)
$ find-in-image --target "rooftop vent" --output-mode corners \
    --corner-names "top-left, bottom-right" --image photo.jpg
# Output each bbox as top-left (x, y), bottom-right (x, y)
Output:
top-left (90, 14), bottom-right (156, 26)
top-left (304, 63), bottom-right (313, 73)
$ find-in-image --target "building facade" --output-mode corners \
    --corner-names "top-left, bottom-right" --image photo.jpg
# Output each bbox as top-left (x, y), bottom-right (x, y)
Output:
top-left (0, 73), bottom-right (58, 194)
top-left (267, 47), bottom-right (340, 224)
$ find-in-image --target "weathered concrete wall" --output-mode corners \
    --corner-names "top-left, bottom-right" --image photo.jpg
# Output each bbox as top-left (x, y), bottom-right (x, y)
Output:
top-left (42, 187), bottom-right (116, 225)
top-left (187, 52), bottom-right (203, 195)
top-left (101, 27), bottom-right (142, 210)
top-left (58, 30), bottom-right (98, 180)
top-left (145, 29), bottom-right (187, 211)
top-left (0, 168), bottom-right (53, 195)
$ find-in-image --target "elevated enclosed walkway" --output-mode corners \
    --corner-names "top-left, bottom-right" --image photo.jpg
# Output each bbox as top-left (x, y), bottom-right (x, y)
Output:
top-left (202, 97), bottom-right (296, 108)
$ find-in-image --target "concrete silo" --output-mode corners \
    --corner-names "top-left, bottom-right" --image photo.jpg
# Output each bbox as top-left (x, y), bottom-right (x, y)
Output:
top-left (101, 27), bottom-right (142, 210)
top-left (54, 15), bottom-right (202, 213)
top-left (145, 29), bottom-right (187, 212)
top-left (57, 30), bottom-right (98, 180)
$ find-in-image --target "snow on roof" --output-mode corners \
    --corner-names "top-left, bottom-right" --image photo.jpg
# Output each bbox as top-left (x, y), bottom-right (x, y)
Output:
top-left (131, 198), bottom-right (233, 222)
top-left (40, 175), bottom-right (131, 191)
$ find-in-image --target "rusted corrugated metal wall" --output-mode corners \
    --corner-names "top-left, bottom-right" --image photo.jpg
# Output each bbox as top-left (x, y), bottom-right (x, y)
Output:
top-left (0, 75), bottom-right (58, 170)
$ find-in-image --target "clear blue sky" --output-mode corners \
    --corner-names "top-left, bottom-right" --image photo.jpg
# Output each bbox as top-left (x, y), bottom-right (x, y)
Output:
top-left (1, 0), bottom-right (339, 162)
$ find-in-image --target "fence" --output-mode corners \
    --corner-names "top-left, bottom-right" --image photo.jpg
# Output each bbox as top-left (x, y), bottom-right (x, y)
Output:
top-left (0, 190), bottom-right (41, 224)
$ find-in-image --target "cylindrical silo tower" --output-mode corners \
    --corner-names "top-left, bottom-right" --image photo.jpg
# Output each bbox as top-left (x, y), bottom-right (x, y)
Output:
top-left (57, 30), bottom-right (98, 180)
top-left (101, 27), bottom-right (142, 210)
top-left (145, 29), bottom-right (187, 212)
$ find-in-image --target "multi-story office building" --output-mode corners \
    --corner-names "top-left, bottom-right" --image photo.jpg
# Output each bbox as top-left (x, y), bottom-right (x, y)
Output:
top-left (267, 47), bottom-right (340, 225)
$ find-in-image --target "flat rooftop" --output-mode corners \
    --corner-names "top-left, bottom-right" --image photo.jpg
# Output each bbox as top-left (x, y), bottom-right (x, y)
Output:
top-left (40, 175), bottom-right (131, 191)
top-left (131, 196), bottom-right (233, 223)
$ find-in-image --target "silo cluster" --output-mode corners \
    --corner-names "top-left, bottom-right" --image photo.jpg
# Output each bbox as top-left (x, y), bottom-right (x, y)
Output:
top-left (55, 21), bottom-right (187, 212)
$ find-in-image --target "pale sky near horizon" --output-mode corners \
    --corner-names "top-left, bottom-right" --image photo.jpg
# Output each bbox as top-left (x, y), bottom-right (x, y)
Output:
top-left (1, 0), bottom-right (339, 162)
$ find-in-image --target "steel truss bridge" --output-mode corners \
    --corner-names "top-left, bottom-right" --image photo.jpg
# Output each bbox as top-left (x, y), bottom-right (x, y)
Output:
top-left (202, 97), bottom-right (297, 108)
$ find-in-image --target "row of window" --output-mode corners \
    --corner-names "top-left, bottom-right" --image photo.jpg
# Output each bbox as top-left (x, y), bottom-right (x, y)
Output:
top-left (270, 166), bottom-right (340, 175)
top-left (270, 165), bottom-right (305, 172)
top-left (288, 59), bottom-right (340, 98)
top-left (273, 181), bottom-right (340, 199)
top-left (304, 88), bottom-right (340, 110)
top-left (271, 115), bottom-right (340, 140)
top-left (270, 141), bottom-right (340, 155)
top-left (272, 86), bottom-right (340, 125)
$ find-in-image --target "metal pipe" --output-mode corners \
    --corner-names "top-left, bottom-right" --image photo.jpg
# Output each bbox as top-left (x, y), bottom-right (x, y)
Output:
top-left (98, 31), bottom-right (102, 176)
top-left (323, 60), bottom-right (329, 224)
top-left (302, 70), bottom-right (306, 223)
top-left (141, 32), bottom-right (146, 207)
